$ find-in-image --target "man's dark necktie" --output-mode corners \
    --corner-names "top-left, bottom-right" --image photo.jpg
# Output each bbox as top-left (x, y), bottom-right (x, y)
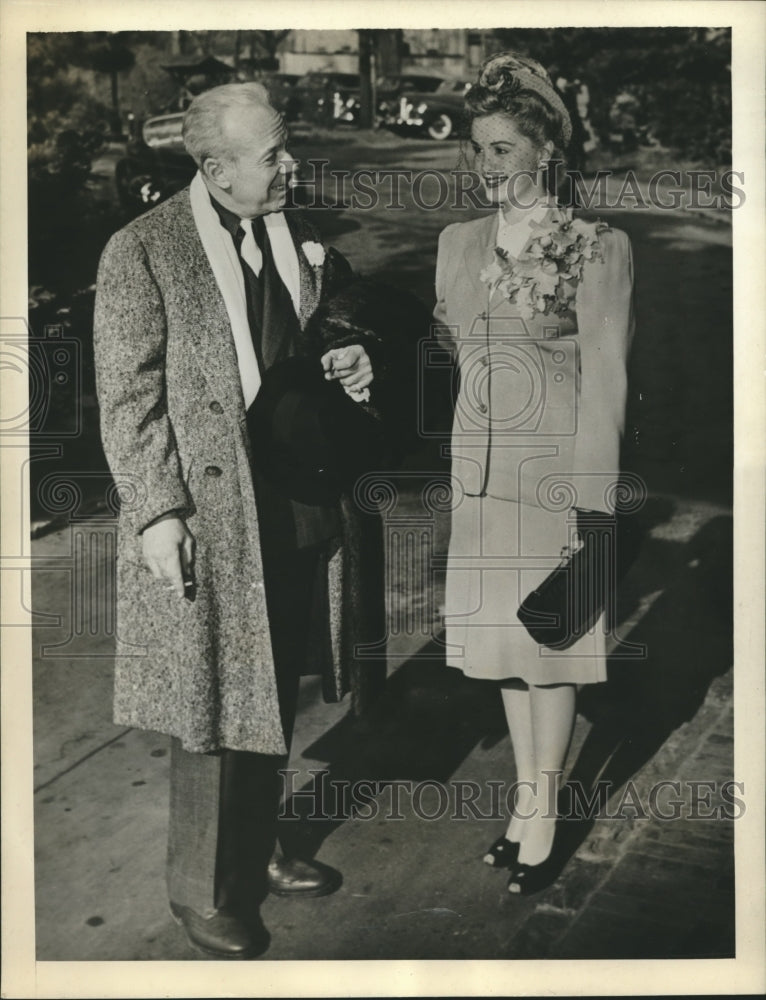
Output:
top-left (234, 217), bottom-right (266, 373)
top-left (234, 216), bottom-right (300, 373)
top-left (234, 215), bottom-right (339, 548)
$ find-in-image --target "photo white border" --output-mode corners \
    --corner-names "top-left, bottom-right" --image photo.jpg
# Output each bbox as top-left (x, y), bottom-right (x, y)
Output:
top-left (2, 1), bottom-right (764, 996)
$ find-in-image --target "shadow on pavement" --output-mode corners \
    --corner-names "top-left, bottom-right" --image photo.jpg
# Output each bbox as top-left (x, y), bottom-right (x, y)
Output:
top-left (279, 504), bottom-right (733, 892)
top-left (562, 512), bottom-right (733, 885)
top-left (278, 648), bottom-right (507, 860)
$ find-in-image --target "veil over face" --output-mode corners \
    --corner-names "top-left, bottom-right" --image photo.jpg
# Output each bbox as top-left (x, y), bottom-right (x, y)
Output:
top-left (469, 112), bottom-right (553, 208)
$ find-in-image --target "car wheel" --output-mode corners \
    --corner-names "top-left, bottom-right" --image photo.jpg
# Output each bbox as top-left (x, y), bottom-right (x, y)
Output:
top-left (115, 160), bottom-right (164, 213)
top-left (427, 113), bottom-right (454, 140)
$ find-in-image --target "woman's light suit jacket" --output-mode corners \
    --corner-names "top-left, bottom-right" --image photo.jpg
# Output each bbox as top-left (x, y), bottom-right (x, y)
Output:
top-left (434, 211), bottom-right (635, 515)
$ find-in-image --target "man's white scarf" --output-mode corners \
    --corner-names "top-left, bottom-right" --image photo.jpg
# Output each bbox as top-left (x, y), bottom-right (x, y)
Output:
top-left (189, 171), bottom-right (301, 409)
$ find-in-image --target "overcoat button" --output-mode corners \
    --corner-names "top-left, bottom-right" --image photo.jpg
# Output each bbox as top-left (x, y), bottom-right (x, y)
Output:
top-left (204, 465), bottom-right (223, 478)
top-left (209, 401), bottom-right (223, 414)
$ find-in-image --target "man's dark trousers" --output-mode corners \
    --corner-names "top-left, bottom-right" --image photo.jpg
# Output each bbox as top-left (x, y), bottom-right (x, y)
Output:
top-left (166, 513), bottom-right (325, 915)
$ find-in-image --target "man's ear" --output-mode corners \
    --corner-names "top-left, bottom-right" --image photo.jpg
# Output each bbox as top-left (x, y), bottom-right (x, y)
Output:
top-left (202, 156), bottom-right (232, 191)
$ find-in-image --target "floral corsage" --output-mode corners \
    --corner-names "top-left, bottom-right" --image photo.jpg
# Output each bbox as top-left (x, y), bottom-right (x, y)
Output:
top-left (480, 209), bottom-right (608, 320)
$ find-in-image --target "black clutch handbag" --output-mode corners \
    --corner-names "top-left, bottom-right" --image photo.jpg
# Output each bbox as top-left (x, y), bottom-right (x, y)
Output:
top-left (517, 509), bottom-right (642, 650)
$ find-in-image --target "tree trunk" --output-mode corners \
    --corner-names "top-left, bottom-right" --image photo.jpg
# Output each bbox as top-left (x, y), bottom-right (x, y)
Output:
top-left (358, 30), bottom-right (377, 129)
top-left (110, 69), bottom-right (121, 137)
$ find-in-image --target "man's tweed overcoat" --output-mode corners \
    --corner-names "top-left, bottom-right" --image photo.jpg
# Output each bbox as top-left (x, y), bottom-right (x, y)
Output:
top-left (93, 188), bottom-right (383, 755)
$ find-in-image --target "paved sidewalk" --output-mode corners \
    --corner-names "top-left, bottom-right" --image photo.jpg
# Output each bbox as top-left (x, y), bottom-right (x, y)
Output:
top-left (31, 489), bottom-right (735, 962)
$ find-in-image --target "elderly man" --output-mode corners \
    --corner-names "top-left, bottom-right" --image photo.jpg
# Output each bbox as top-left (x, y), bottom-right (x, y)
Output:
top-left (93, 83), bottom-right (379, 958)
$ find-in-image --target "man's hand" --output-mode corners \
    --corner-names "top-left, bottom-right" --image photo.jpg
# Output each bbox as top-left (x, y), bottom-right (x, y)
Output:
top-left (320, 344), bottom-right (373, 390)
top-left (142, 517), bottom-right (195, 598)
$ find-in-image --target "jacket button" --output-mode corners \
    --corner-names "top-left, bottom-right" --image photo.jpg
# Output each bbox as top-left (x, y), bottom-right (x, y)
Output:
top-left (209, 400), bottom-right (223, 414)
top-left (204, 465), bottom-right (222, 478)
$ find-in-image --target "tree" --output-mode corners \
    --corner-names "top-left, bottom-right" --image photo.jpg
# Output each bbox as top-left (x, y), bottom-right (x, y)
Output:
top-left (357, 30), bottom-right (377, 129)
top-left (73, 32), bottom-right (136, 136)
top-left (27, 34), bottom-right (114, 291)
top-left (251, 30), bottom-right (291, 65)
top-left (491, 27), bottom-right (731, 162)
top-left (357, 29), bottom-right (401, 129)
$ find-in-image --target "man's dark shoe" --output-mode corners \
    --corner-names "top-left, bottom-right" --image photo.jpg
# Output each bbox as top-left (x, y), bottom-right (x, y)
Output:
top-left (170, 902), bottom-right (269, 959)
top-left (267, 855), bottom-right (342, 898)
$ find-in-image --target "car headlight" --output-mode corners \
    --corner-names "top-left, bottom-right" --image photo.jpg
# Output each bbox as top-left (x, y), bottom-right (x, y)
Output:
top-left (416, 102), bottom-right (428, 114)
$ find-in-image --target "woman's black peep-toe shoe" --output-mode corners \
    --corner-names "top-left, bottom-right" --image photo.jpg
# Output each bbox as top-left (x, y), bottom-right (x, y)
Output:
top-left (506, 854), bottom-right (560, 896)
top-left (483, 836), bottom-right (520, 869)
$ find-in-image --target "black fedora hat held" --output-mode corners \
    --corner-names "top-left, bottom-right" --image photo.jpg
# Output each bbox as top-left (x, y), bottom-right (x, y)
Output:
top-left (304, 278), bottom-right (434, 457)
top-left (248, 355), bottom-right (389, 506)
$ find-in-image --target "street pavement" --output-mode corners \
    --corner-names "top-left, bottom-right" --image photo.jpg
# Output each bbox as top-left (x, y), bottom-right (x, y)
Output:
top-left (30, 486), bottom-right (736, 963)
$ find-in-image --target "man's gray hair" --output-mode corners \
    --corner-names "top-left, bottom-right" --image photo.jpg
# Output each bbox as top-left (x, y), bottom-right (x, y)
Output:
top-left (182, 82), bottom-right (271, 166)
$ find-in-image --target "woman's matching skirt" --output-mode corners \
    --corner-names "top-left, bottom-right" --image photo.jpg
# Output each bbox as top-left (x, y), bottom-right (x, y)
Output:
top-left (443, 494), bottom-right (607, 685)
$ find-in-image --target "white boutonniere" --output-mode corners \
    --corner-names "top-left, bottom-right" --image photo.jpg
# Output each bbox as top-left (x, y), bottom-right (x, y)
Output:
top-left (301, 241), bottom-right (326, 267)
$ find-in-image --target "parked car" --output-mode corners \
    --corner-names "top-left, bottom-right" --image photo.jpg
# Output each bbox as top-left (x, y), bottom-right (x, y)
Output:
top-left (287, 72), bottom-right (362, 124)
top-left (380, 77), bottom-right (472, 140)
top-left (378, 72), bottom-right (446, 97)
top-left (115, 112), bottom-right (193, 213)
top-left (338, 72), bottom-right (446, 127)
top-left (264, 71), bottom-right (304, 120)
top-left (306, 71), bottom-right (446, 128)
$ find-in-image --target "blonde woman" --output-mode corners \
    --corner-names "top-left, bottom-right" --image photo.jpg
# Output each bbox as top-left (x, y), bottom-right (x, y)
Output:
top-left (434, 53), bottom-right (635, 894)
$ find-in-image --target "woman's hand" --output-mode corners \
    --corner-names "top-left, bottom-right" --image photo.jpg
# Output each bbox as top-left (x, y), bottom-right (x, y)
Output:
top-left (320, 344), bottom-right (373, 390)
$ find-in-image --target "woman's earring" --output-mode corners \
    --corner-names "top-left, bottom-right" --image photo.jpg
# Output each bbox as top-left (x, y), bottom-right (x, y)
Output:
top-left (539, 158), bottom-right (553, 194)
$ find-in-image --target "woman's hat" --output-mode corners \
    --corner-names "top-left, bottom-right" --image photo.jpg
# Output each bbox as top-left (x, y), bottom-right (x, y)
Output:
top-left (247, 355), bottom-right (389, 506)
top-left (471, 52), bottom-right (573, 146)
